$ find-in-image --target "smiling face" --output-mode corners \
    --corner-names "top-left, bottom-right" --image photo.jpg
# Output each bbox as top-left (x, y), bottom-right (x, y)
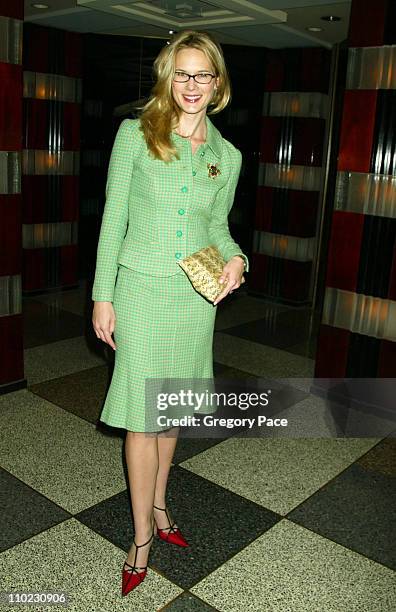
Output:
top-left (171, 47), bottom-right (219, 117)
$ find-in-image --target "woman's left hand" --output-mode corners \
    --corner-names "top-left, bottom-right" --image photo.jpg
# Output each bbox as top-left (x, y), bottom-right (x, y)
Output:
top-left (213, 256), bottom-right (245, 306)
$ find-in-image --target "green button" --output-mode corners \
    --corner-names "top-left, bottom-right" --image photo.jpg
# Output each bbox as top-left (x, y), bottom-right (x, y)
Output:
top-left (192, 170), bottom-right (197, 176)
top-left (178, 208), bottom-right (185, 215)
top-left (181, 186), bottom-right (188, 193)
top-left (176, 230), bottom-right (182, 237)
top-left (175, 252), bottom-right (182, 259)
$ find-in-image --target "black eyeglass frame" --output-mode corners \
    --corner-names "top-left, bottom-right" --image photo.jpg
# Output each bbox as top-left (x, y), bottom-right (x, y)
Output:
top-left (173, 71), bottom-right (217, 84)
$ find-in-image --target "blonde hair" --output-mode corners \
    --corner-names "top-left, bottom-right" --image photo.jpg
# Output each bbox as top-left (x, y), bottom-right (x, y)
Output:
top-left (138, 30), bottom-right (231, 162)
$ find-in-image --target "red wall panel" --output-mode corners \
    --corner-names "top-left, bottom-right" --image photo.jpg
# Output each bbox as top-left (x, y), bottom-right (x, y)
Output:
top-left (22, 176), bottom-right (47, 222)
top-left (22, 176), bottom-right (80, 223)
top-left (23, 26), bottom-right (49, 73)
top-left (255, 187), bottom-right (274, 231)
top-left (64, 32), bottom-right (83, 77)
top-left (23, 98), bottom-right (48, 149)
top-left (63, 103), bottom-right (81, 150)
top-left (23, 100), bottom-right (80, 150)
top-left (287, 191), bottom-right (318, 237)
top-left (22, 23), bottom-right (82, 293)
top-left (60, 245), bottom-right (78, 285)
top-left (249, 254), bottom-right (270, 293)
top-left (260, 117), bottom-right (325, 167)
top-left (23, 250), bottom-right (45, 291)
top-left (315, 325), bottom-right (351, 377)
top-left (315, 0), bottom-right (396, 378)
top-left (348, 0), bottom-right (387, 47)
top-left (255, 188), bottom-right (318, 237)
top-left (0, 63), bottom-right (22, 150)
top-left (377, 340), bottom-right (396, 376)
top-left (338, 91), bottom-right (378, 173)
top-left (0, 195), bottom-right (22, 275)
top-left (387, 247), bottom-right (396, 301)
top-left (282, 260), bottom-right (312, 301)
top-left (0, 316), bottom-right (24, 384)
top-left (325, 211), bottom-right (365, 292)
top-left (62, 177), bottom-right (80, 221)
top-left (0, 0), bottom-right (25, 391)
top-left (0, 0), bottom-right (23, 19)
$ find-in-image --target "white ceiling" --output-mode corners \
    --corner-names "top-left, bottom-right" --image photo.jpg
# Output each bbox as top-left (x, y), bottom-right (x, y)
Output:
top-left (24, 0), bottom-right (351, 48)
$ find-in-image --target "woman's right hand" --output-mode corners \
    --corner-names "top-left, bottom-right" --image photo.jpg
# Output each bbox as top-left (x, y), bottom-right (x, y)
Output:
top-left (92, 301), bottom-right (117, 350)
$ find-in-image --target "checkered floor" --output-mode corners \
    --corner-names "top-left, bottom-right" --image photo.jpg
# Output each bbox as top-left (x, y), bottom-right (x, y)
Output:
top-left (1, 281), bottom-right (395, 611)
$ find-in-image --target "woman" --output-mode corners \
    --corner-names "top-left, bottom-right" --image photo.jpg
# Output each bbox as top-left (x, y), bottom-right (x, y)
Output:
top-left (91, 29), bottom-right (249, 596)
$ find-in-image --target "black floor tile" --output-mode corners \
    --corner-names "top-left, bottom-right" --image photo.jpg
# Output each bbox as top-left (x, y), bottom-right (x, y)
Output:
top-left (237, 384), bottom-right (310, 438)
top-left (213, 362), bottom-right (232, 377)
top-left (23, 300), bottom-right (85, 348)
top-left (214, 294), bottom-right (290, 331)
top-left (161, 592), bottom-right (218, 611)
top-left (214, 361), bottom-right (258, 379)
top-left (285, 335), bottom-right (319, 359)
top-left (29, 365), bottom-right (111, 425)
top-left (75, 465), bottom-right (280, 589)
top-left (222, 309), bottom-right (320, 350)
top-left (0, 469), bottom-right (71, 552)
top-left (357, 436), bottom-right (396, 477)
top-left (288, 439), bottom-right (396, 570)
top-left (172, 438), bottom-right (226, 464)
top-left (173, 367), bottom-right (307, 445)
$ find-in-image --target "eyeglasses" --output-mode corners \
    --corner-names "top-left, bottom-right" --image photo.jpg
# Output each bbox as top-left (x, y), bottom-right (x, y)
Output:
top-left (173, 71), bottom-right (216, 84)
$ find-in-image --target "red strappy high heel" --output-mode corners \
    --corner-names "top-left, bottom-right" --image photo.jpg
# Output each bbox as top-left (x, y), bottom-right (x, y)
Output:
top-left (121, 529), bottom-right (154, 596)
top-left (153, 505), bottom-right (189, 547)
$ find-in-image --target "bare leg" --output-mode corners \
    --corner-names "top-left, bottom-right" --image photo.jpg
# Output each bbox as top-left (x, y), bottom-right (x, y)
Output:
top-left (124, 431), bottom-right (158, 570)
top-left (153, 426), bottom-right (180, 530)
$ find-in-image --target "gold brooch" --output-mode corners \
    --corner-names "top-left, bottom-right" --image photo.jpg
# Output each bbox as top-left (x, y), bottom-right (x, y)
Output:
top-left (207, 163), bottom-right (221, 179)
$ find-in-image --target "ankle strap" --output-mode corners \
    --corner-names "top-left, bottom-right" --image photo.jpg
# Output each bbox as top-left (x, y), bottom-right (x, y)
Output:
top-left (134, 533), bottom-right (153, 548)
top-left (153, 505), bottom-right (166, 511)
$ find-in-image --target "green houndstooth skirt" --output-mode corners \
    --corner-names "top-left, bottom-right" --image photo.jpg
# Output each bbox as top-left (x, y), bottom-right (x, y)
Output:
top-left (99, 264), bottom-right (217, 432)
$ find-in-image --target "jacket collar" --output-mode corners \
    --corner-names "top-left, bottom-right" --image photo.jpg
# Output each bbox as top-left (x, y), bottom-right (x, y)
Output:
top-left (204, 116), bottom-right (223, 159)
top-left (171, 115), bottom-right (223, 159)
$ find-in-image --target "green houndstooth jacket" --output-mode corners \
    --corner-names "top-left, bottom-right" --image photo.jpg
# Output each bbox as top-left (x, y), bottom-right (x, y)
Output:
top-left (92, 115), bottom-right (249, 302)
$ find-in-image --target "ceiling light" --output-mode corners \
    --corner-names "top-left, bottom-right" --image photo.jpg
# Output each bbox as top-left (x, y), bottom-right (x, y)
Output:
top-left (169, 30), bottom-right (174, 34)
top-left (32, 3), bottom-right (50, 8)
top-left (321, 15), bottom-right (341, 22)
top-left (307, 27), bottom-right (323, 32)
top-left (164, 3), bottom-right (201, 19)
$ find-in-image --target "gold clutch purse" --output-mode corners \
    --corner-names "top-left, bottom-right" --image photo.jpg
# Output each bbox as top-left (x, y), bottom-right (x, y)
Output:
top-left (177, 245), bottom-right (226, 302)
